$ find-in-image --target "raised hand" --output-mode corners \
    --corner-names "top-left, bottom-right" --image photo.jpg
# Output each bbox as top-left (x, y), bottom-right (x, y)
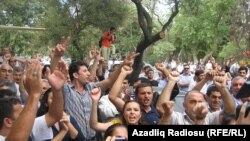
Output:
top-left (54, 36), bottom-right (71, 57)
top-left (90, 87), bottom-right (101, 102)
top-left (236, 102), bottom-right (250, 125)
top-left (121, 65), bottom-right (133, 76)
top-left (162, 101), bottom-right (175, 116)
top-left (193, 102), bottom-right (208, 124)
top-left (168, 71), bottom-right (180, 82)
top-left (59, 112), bottom-right (70, 128)
top-left (204, 70), bottom-right (217, 81)
top-left (159, 101), bottom-right (175, 124)
top-left (47, 61), bottom-right (67, 91)
top-left (122, 52), bottom-right (140, 67)
top-left (213, 75), bottom-right (227, 89)
top-left (94, 50), bottom-right (101, 60)
top-left (88, 48), bottom-right (95, 59)
top-left (155, 63), bottom-right (166, 72)
top-left (23, 59), bottom-right (42, 97)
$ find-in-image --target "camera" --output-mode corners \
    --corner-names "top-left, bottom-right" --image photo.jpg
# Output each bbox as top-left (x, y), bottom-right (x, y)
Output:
top-left (236, 81), bottom-right (250, 99)
top-left (115, 136), bottom-right (126, 141)
top-left (236, 102), bottom-right (250, 119)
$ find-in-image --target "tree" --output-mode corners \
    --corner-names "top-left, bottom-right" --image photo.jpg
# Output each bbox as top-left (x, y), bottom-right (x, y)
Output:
top-left (0, 0), bottom-right (46, 55)
top-left (129, 0), bottom-right (179, 84)
top-left (168, 0), bottom-right (237, 65)
top-left (40, 0), bottom-right (131, 60)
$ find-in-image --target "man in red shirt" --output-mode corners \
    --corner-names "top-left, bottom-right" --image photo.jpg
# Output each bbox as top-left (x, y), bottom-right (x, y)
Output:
top-left (101, 27), bottom-right (116, 60)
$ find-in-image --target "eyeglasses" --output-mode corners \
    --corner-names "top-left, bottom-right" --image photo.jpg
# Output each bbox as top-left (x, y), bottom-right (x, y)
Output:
top-left (184, 68), bottom-right (190, 70)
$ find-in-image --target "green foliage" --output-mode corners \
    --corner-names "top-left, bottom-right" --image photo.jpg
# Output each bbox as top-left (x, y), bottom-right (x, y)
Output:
top-left (170, 0), bottom-right (237, 61)
top-left (37, 0), bottom-right (132, 60)
top-left (143, 40), bottom-right (176, 64)
top-left (0, 0), bottom-right (248, 65)
top-left (0, 0), bottom-right (46, 55)
top-left (219, 39), bottom-right (247, 59)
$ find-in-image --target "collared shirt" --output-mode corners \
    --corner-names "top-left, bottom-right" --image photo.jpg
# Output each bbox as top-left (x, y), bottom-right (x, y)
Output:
top-left (158, 78), bottom-right (167, 89)
top-left (178, 73), bottom-right (194, 93)
top-left (208, 106), bottom-right (222, 113)
top-left (98, 95), bottom-right (120, 122)
top-left (166, 111), bottom-right (221, 125)
top-left (140, 105), bottom-right (160, 125)
top-left (63, 82), bottom-right (100, 140)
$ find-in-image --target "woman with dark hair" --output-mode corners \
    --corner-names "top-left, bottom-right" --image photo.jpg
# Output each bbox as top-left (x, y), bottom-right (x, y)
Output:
top-left (42, 64), bottom-right (51, 79)
top-left (104, 124), bottom-right (128, 141)
top-left (90, 87), bottom-right (142, 132)
top-left (37, 88), bottom-right (84, 141)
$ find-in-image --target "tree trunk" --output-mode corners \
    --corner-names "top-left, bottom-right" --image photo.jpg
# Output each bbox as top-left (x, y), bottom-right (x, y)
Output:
top-left (192, 46), bottom-right (198, 64)
top-left (129, 0), bottom-right (179, 85)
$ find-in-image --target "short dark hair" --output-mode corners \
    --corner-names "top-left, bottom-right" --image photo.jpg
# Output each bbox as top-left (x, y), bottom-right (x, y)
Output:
top-left (238, 66), bottom-right (248, 73)
top-left (104, 123), bottom-right (127, 140)
top-left (42, 65), bottom-right (50, 77)
top-left (134, 83), bottom-right (152, 95)
top-left (195, 69), bottom-right (204, 77)
top-left (13, 66), bottom-right (24, 73)
top-left (0, 82), bottom-right (17, 97)
top-left (206, 85), bottom-right (219, 96)
top-left (110, 27), bottom-right (116, 31)
top-left (0, 97), bottom-right (21, 129)
top-left (37, 88), bottom-right (52, 117)
top-left (68, 61), bottom-right (88, 81)
top-left (0, 89), bottom-right (16, 99)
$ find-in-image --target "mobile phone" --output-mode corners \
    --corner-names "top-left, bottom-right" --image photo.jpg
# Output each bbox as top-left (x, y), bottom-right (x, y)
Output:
top-left (236, 81), bottom-right (250, 99)
top-left (115, 136), bottom-right (126, 141)
top-left (236, 102), bottom-right (250, 119)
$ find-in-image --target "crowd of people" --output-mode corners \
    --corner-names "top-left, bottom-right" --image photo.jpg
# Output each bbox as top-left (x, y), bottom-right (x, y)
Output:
top-left (0, 35), bottom-right (250, 141)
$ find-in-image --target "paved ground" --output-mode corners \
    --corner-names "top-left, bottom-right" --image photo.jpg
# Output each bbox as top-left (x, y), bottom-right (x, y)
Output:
top-left (173, 92), bottom-right (185, 113)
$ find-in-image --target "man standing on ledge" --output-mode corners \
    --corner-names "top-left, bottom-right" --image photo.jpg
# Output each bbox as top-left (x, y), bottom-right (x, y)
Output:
top-left (101, 27), bottom-right (116, 61)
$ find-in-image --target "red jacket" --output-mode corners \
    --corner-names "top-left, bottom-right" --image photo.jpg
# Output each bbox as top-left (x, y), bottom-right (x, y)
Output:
top-left (102, 31), bottom-right (115, 48)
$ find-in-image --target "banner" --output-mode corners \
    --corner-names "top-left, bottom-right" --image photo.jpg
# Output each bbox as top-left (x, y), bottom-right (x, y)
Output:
top-left (128, 125), bottom-right (250, 141)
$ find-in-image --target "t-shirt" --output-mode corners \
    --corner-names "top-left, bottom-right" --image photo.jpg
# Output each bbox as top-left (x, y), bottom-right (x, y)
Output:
top-left (101, 32), bottom-right (115, 48)
top-left (0, 135), bottom-right (5, 141)
top-left (30, 115), bottom-right (53, 141)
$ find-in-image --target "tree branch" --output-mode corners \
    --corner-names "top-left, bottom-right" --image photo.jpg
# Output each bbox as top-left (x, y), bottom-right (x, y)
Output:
top-left (154, 11), bottom-right (163, 26)
top-left (132, 0), bottom-right (153, 39)
top-left (162, 0), bottom-right (179, 32)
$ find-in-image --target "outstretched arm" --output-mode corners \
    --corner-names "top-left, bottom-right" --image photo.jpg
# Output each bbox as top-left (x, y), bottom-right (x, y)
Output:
top-left (159, 101), bottom-right (175, 125)
top-left (45, 61), bottom-right (67, 127)
top-left (50, 36), bottom-right (70, 73)
top-left (236, 102), bottom-right (250, 125)
top-left (90, 87), bottom-right (113, 132)
top-left (213, 75), bottom-right (236, 120)
top-left (192, 70), bottom-right (216, 91)
top-left (6, 59), bottom-right (42, 141)
top-left (109, 65), bottom-right (133, 112)
top-left (88, 49), bottom-right (101, 77)
top-left (99, 52), bottom-right (139, 93)
top-left (156, 69), bottom-right (180, 116)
